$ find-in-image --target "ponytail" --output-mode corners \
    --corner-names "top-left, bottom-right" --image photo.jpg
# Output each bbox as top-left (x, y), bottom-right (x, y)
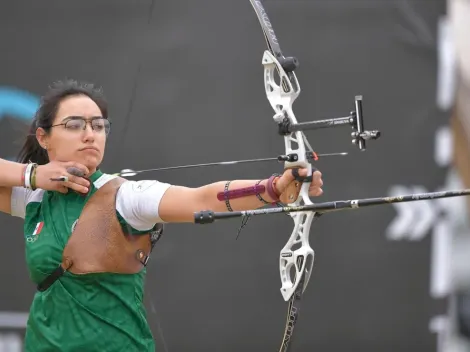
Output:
top-left (17, 119), bottom-right (49, 165)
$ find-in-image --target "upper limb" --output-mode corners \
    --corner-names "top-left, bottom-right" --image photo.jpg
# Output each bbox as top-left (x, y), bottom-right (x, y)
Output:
top-left (116, 179), bottom-right (271, 227)
top-left (0, 158), bottom-right (28, 214)
top-left (158, 169), bottom-right (323, 223)
top-left (0, 187), bottom-right (13, 215)
top-left (158, 179), bottom-right (279, 223)
top-left (116, 169), bottom-right (323, 228)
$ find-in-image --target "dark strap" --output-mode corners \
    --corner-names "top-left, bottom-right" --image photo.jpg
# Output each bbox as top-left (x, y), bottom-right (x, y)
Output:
top-left (37, 265), bottom-right (65, 292)
top-left (291, 168), bottom-right (316, 182)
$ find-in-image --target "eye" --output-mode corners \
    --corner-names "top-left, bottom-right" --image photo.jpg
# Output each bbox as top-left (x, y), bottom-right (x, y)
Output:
top-left (92, 119), bottom-right (106, 131)
top-left (65, 120), bottom-right (83, 130)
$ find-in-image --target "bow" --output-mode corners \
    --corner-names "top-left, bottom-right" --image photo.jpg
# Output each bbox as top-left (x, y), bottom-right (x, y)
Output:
top-left (248, 1), bottom-right (380, 350)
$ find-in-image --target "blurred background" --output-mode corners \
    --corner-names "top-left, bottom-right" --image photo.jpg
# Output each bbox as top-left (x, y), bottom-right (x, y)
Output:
top-left (1, 0), bottom-right (470, 351)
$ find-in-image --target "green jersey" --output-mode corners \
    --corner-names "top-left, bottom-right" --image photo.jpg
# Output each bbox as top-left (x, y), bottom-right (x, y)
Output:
top-left (10, 170), bottom-right (171, 352)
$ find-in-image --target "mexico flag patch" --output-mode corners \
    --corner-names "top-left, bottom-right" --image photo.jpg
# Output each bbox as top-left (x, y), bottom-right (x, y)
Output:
top-left (26, 222), bottom-right (44, 243)
top-left (32, 222), bottom-right (44, 236)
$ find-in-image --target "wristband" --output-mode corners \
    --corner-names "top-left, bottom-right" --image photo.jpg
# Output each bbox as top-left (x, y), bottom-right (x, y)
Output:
top-left (266, 174), bottom-right (281, 202)
top-left (24, 163), bottom-right (36, 189)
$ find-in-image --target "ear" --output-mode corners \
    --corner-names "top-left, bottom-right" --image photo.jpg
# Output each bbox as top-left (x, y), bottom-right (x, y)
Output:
top-left (36, 127), bottom-right (48, 150)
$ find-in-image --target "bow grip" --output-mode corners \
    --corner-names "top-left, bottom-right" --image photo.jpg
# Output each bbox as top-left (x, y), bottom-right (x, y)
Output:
top-left (291, 168), bottom-right (315, 183)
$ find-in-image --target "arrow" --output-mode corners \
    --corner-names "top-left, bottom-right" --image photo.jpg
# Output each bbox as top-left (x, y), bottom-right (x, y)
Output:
top-left (385, 186), bottom-right (416, 240)
top-left (115, 151), bottom-right (348, 177)
top-left (409, 186), bottom-right (439, 240)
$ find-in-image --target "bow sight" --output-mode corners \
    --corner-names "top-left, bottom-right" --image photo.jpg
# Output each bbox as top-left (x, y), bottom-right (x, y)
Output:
top-left (277, 95), bottom-right (381, 151)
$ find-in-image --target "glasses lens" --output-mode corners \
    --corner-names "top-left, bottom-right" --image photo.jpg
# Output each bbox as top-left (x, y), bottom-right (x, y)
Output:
top-left (64, 118), bottom-right (110, 135)
top-left (65, 119), bottom-right (85, 130)
top-left (92, 118), bottom-right (110, 135)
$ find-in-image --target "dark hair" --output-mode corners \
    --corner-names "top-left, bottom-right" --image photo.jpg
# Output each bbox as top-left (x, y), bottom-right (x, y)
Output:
top-left (17, 79), bottom-right (108, 165)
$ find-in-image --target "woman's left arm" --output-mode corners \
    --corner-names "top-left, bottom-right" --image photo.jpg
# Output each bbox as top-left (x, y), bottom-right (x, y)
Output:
top-left (158, 168), bottom-right (323, 223)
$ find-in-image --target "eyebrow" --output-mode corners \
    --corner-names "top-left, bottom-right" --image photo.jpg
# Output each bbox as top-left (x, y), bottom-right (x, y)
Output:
top-left (60, 115), bottom-right (104, 122)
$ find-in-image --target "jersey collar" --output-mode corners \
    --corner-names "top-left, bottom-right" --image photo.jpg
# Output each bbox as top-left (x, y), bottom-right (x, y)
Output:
top-left (88, 169), bottom-right (104, 184)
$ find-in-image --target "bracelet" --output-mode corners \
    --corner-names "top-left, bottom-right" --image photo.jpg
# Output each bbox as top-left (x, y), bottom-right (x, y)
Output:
top-left (266, 173), bottom-right (281, 202)
top-left (24, 163), bottom-right (37, 189)
top-left (223, 181), bottom-right (233, 212)
top-left (30, 165), bottom-right (38, 190)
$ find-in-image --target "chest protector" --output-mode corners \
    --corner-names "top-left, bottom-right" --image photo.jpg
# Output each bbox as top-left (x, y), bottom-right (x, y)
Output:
top-left (37, 177), bottom-right (163, 291)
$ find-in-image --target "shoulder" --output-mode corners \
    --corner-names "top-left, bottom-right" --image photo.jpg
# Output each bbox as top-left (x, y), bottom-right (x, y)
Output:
top-left (93, 173), bottom-right (171, 196)
top-left (11, 187), bottom-right (46, 218)
top-left (114, 178), bottom-right (172, 200)
top-left (108, 175), bottom-right (172, 230)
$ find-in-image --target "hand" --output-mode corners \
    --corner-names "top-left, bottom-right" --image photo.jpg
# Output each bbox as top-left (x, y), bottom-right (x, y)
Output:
top-left (35, 161), bottom-right (90, 194)
top-left (275, 168), bottom-right (323, 203)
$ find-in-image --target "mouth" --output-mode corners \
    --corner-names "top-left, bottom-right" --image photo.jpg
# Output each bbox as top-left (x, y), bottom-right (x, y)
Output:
top-left (79, 147), bottom-right (100, 153)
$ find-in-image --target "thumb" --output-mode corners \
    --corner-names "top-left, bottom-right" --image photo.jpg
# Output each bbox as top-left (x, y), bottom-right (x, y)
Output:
top-left (276, 168), bottom-right (307, 193)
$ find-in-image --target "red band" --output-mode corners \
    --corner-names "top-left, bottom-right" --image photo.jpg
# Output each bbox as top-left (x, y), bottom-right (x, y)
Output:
top-left (217, 184), bottom-right (266, 201)
top-left (266, 175), bottom-right (281, 202)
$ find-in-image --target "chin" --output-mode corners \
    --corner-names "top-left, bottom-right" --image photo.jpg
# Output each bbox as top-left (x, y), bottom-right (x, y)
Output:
top-left (82, 157), bottom-right (102, 172)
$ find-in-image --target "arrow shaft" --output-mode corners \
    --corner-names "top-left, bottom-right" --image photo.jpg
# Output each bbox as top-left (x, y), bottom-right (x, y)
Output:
top-left (194, 188), bottom-right (470, 223)
top-left (134, 156), bottom-right (280, 174)
top-left (121, 152), bottom-right (347, 176)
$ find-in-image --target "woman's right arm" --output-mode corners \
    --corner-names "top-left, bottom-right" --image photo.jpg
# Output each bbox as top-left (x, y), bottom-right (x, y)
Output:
top-left (0, 159), bottom-right (27, 214)
top-left (0, 158), bottom-right (91, 215)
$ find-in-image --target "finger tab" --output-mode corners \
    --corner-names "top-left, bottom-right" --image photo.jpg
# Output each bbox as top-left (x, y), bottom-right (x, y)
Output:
top-left (67, 167), bottom-right (86, 177)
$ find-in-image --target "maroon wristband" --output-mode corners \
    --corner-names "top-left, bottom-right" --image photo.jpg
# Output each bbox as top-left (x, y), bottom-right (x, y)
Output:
top-left (266, 175), bottom-right (281, 202)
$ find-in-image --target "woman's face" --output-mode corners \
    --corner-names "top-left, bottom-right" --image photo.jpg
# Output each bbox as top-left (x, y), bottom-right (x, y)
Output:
top-left (37, 94), bottom-right (108, 175)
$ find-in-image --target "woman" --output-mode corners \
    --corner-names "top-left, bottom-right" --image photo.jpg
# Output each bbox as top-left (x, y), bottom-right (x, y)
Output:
top-left (0, 79), bottom-right (324, 351)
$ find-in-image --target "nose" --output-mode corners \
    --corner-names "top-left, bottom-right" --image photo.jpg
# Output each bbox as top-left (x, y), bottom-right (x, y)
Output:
top-left (82, 122), bottom-right (95, 141)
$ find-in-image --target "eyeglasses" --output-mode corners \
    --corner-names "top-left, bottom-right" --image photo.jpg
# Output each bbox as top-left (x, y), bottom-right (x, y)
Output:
top-left (48, 116), bottom-right (111, 136)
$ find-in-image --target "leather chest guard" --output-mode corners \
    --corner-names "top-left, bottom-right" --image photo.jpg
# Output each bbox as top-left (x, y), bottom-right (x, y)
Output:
top-left (37, 177), bottom-right (163, 291)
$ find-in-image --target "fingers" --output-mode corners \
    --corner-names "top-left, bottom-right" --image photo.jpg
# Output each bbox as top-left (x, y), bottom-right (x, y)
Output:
top-left (62, 181), bottom-right (89, 194)
top-left (63, 173), bottom-right (90, 194)
top-left (57, 185), bottom-right (69, 194)
top-left (312, 170), bottom-right (322, 186)
top-left (309, 170), bottom-right (323, 196)
top-left (309, 187), bottom-right (323, 196)
top-left (51, 162), bottom-right (90, 194)
top-left (64, 162), bottom-right (89, 177)
top-left (67, 167), bottom-right (86, 177)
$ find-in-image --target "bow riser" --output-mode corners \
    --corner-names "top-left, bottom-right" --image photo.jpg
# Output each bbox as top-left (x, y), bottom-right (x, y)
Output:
top-left (262, 47), bottom-right (316, 302)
